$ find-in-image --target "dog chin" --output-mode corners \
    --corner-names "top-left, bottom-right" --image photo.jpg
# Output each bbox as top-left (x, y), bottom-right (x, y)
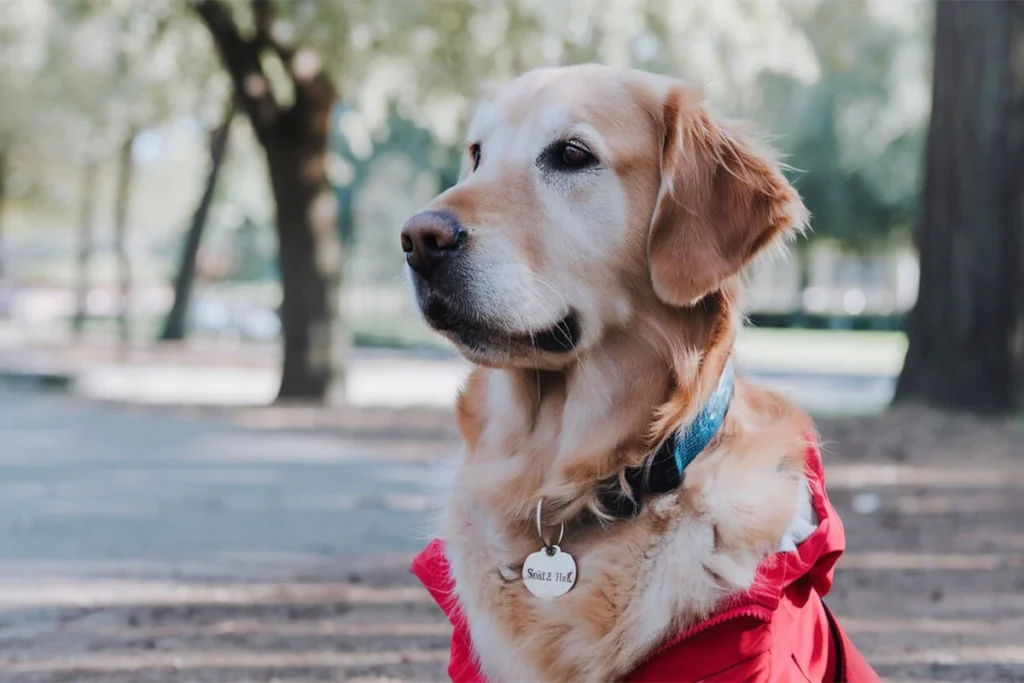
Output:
top-left (420, 298), bottom-right (583, 368)
top-left (450, 339), bottom-right (580, 370)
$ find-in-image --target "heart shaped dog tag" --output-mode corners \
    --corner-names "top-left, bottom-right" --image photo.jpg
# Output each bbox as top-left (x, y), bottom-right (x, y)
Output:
top-left (522, 545), bottom-right (577, 599)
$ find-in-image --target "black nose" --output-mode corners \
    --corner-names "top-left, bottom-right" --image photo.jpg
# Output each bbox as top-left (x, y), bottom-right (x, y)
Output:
top-left (400, 210), bottom-right (466, 278)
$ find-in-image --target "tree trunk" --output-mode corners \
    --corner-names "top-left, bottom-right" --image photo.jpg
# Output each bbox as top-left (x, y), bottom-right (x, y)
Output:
top-left (0, 146), bottom-right (7, 282)
top-left (268, 142), bottom-right (343, 401)
top-left (113, 130), bottom-right (137, 355)
top-left (72, 160), bottom-right (98, 337)
top-left (792, 240), bottom-right (813, 327)
top-left (160, 97), bottom-right (235, 341)
top-left (194, 0), bottom-right (346, 403)
top-left (894, 1), bottom-right (1024, 413)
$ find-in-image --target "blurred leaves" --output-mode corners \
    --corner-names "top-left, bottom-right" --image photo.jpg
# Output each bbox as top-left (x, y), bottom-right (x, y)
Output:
top-left (1, 0), bottom-right (226, 209)
top-left (0, 0), bottom-right (930, 249)
top-left (759, 0), bottom-right (930, 250)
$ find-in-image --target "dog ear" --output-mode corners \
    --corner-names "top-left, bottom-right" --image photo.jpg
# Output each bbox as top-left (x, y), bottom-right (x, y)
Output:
top-left (647, 84), bottom-right (808, 307)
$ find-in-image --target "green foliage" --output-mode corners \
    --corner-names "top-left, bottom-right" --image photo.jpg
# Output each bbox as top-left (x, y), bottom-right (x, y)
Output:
top-left (330, 102), bottom-right (460, 246)
top-left (1, 0), bottom-right (226, 212)
top-left (46, 0), bottom-right (225, 142)
top-left (230, 215), bottom-right (274, 281)
top-left (756, 0), bottom-right (929, 250)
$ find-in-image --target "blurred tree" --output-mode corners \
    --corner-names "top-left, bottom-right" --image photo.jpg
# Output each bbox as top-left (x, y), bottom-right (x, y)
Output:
top-left (113, 127), bottom-right (137, 351)
top-left (895, 1), bottom-right (1024, 413)
top-left (193, 0), bottom-right (345, 402)
top-left (160, 95), bottom-right (236, 341)
top-left (331, 103), bottom-right (459, 249)
top-left (38, 0), bottom-right (225, 337)
top-left (230, 215), bottom-right (274, 281)
top-left (758, 0), bottom-right (926, 251)
top-left (0, 3), bottom-right (51, 283)
top-left (72, 159), bottom-right (98, 337)
top-left (0, 143), bottom-right (7, 281)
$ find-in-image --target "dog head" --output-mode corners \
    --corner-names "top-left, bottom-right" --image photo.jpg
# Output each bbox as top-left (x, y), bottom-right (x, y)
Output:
top-left (402, 65), bottom-right (806, 368)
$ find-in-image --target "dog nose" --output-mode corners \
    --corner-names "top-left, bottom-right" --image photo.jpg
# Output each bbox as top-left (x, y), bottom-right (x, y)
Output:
top-left (400, 210), bottom-right (466, 278)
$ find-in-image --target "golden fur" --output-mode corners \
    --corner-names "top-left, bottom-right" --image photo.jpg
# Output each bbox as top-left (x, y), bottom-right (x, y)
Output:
top-left (405, 65), bottom-right (816, 682)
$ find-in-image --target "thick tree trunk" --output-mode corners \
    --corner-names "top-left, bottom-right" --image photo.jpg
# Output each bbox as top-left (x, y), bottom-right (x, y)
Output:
top-left (160, 97), bottom-right (235, 341)
top-left (113, 130), bottom-right (137, 354)
top-left (73, 160), bottom-right (99, 337)
top-left (195, 0), bottom-right (346, 403)
top-left (894, 1), bottom-right (1024, 413)
top-left (269, 144), bottom-right (343, 401)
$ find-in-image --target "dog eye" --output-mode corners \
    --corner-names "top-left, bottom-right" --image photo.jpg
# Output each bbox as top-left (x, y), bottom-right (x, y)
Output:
top-left (544, 140), bottom-right (597, 172)
top-left (469, 143), bottom-right (481, 171)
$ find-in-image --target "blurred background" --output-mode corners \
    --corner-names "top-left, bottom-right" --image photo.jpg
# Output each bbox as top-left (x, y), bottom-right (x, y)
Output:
top-left (0, 1), bottom-right (1021, 681)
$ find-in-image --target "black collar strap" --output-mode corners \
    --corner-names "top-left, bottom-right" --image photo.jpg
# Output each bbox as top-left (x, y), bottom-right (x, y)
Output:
top-left (596, 361), bottom-right (734, 519)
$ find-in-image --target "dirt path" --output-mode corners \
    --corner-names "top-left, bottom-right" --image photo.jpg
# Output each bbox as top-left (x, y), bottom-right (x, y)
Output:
top-left (0, 389), bottom-right (1021, 682)
top-left (812, 408), bottom-right (1024, 682)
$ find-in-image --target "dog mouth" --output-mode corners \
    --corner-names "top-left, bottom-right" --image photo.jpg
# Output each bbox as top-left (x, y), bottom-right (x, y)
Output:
top-left (423, 298), bottom-right (581, 355)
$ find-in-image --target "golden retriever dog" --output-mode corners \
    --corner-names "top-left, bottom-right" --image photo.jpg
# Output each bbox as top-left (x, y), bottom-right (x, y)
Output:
top-left (402, 65), bottom-right (873, 682)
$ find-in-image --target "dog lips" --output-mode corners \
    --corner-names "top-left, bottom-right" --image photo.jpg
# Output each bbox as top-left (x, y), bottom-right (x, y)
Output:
top-left (522, 546), bottom-right (577, 599)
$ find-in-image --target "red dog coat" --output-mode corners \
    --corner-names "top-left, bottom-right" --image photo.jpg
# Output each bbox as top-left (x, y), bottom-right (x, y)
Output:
top-left (411, 444), bottom-right (879, 682)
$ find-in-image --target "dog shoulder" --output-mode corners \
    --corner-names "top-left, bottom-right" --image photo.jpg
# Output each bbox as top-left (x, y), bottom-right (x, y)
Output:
top-left (681, 378), bottom-right (814, 583)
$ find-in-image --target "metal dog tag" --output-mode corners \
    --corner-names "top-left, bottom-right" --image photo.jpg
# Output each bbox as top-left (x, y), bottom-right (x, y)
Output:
top-left (522, 545), bottom-right (577, 599)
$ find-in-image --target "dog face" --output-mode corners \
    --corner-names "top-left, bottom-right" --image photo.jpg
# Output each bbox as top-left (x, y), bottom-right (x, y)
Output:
top-left (402, 65), bottom-right (806, 368)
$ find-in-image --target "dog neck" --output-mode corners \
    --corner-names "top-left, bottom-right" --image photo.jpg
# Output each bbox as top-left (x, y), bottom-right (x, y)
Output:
top-left (596, 359), bottom-right (734, 518)
top-left (454, 288), bottom-right (740, 532)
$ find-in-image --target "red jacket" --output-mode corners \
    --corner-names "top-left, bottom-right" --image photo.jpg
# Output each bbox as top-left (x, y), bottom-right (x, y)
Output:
top-left (411, 444), bottom-right (879, 682)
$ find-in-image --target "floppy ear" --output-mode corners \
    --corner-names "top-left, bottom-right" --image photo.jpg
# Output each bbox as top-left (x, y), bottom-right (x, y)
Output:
top-left (647, 84), bottom-right (808, 306)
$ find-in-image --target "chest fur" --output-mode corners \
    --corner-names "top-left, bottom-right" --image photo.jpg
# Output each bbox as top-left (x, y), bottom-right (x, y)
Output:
top-left (445, 368), bottom-right (807, 681)
top-left (443, 474), bottom-right (773, 683)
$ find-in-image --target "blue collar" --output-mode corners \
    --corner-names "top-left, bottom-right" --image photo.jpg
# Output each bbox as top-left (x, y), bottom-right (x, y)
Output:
top-left (597, 360), bottom-right (734, 518)
top-left (671, 360), bottom-right (734, 475)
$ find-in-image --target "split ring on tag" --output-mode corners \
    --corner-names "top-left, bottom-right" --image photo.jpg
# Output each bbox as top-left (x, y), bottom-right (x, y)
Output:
top-left (524, 499), bottom-right (577, 599)
top-left (535, 498), bottom-right (564, 552)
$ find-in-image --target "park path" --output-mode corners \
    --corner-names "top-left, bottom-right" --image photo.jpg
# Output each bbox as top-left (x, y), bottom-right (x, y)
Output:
top-left (0, 386), bottom-right (1022, 681)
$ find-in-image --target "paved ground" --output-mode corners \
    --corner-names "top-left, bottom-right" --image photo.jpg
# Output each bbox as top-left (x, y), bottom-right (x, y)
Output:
top-left (0, 387), bottom-right (1022, 682)
top-left (0, 386), bottom-right (455, 682)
